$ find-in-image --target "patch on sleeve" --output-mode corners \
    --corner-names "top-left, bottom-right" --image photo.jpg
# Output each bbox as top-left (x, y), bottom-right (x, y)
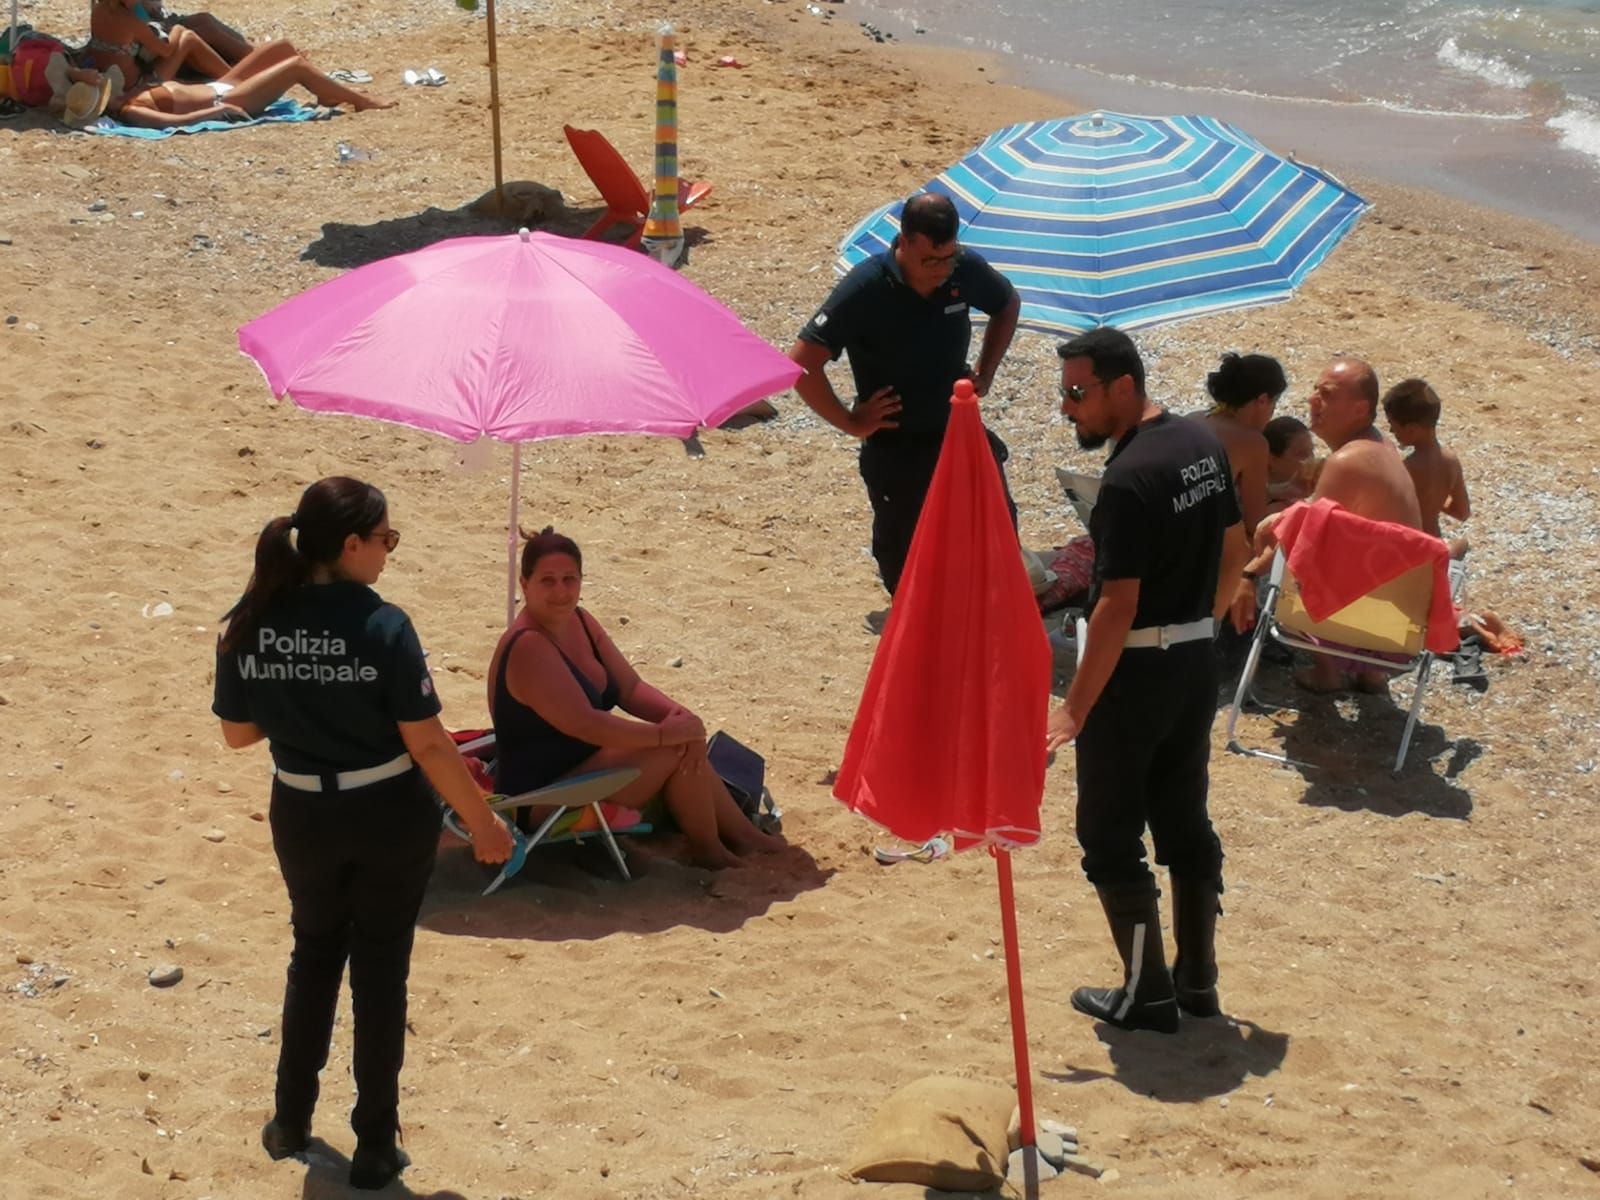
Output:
top-left (420, 675), bottom-right (435, 698)
top-left (811, 310), bottom-right (829, 328)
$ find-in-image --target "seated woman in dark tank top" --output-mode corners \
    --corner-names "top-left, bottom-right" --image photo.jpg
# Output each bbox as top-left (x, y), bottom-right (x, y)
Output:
top-left (487, 527), bottom-right (786, 871)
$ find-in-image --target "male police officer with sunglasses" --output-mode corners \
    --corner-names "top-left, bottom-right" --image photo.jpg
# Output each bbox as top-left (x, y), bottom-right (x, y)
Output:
top-left (789, 192), bottom-right (1021, 605)
top-left (1048, 327), bottom-right (1250, 1034)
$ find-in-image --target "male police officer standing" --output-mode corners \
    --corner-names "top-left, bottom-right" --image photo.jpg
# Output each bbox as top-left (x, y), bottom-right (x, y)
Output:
top-left (1045, 328), bottom-right (1249, 1033)
top-left (789, 192), bottom-right (1021, 601)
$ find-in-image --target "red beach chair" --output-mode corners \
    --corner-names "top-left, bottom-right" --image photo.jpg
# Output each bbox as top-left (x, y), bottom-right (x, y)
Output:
top-left (563, 124), bottom-right (713, 248)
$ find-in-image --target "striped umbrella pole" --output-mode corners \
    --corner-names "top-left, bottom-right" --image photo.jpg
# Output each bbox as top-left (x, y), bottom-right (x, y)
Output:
top-left (641, 23), bottom-right (685, 268)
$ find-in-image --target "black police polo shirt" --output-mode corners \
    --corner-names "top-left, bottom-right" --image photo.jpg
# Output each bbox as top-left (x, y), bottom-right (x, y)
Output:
top-left (1088, 412), bottom-right (1242, 628)
top-left (798, 247), bottom-right (1015, 438)
top-left (213, 580), bottom-right (442, 774)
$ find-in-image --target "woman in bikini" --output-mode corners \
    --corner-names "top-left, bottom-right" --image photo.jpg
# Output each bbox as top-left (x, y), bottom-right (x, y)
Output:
top-left (113, 38), bottom-right (393, 127)
top-left (87, 0), bottom-right (232, 87)
top-left (488, 527), bottom-right (785, 871)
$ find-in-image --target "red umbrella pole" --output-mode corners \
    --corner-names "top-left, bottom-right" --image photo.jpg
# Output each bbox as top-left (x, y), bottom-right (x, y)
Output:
top-left (995, 848), bottom-right (1036, 1147)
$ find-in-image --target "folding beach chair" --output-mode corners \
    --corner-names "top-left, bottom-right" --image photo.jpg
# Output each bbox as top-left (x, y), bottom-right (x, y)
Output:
top-left (1054, 467), bottom-right (1100, 530)
top-left (1225, 546), bottom-right (1448, 776)
top-left (562, 124), bottom-right (713, 248)
top-left (441, 731), bottom-right (647, 895)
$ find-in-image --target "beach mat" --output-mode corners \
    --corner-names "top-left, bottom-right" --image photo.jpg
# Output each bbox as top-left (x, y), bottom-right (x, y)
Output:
top-left (83, 98), bottom-right (333, 139)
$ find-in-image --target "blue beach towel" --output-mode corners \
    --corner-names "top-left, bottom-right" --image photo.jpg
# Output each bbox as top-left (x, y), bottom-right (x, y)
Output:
top-left (83, 98), bottom-right (333, 138)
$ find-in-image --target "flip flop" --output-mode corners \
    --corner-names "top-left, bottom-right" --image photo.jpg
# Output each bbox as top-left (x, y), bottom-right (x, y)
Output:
top-left (424, 67), bottom-right (447, 85)
top-left (328, 68), bottom-right (372, 84)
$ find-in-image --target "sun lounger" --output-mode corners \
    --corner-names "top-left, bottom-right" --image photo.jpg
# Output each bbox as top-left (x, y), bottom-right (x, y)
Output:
top-left (562, 124), bottom-right (712, 248)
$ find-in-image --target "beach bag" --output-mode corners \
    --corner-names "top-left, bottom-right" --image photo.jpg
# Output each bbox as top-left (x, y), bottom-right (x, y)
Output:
top-left (5, 34), bottom-right (68, 106)
top-left (706, 731), bottom-right (781, 833)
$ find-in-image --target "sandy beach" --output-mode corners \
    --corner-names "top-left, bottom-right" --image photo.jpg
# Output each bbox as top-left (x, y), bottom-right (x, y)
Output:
top-left (3, 0), bottom-right (1600, 1196)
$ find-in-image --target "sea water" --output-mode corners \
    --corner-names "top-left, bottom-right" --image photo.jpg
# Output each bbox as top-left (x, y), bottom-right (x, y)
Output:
top-left (846, 0), bottom-right (1600, 244)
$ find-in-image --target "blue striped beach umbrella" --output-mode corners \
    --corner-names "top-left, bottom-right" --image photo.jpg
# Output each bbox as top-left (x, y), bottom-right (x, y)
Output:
top-left (838, 112), bottom-right (1369, 334)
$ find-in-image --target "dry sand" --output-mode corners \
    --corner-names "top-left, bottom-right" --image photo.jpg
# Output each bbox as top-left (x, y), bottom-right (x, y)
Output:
top-left (3, 0), bottom-right (1600, 1196)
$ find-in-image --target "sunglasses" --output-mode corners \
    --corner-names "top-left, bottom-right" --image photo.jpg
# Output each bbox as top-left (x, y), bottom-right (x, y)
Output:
top-left (1058, 375), bottom-right (1120, 405)
top-left (370, 528), bottom-right (401, 551)
top-left (919, 248), bottom-right (962, 270)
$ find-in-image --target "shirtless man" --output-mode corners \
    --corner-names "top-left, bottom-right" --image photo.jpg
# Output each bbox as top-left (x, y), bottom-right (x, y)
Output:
top-left (1246, 356), bottom-right (1422, 690)
top-left (113, 39), bottom-right (393, 128)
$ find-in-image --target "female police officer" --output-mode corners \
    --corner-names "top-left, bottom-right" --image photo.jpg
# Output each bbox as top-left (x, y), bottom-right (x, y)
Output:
top-left (213, 476), bottom-right (512, 1189)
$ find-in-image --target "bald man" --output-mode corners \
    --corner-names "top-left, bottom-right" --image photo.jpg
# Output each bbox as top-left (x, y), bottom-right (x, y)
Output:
top-left (1246, 357), bottom-right (1423, 691)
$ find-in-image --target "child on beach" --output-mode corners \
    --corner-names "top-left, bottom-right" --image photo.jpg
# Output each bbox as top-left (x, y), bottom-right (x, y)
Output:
top-left (1262, 414), bottom-right (1316, 513)
top-left (1381, 377), bottom-right (1470, 558)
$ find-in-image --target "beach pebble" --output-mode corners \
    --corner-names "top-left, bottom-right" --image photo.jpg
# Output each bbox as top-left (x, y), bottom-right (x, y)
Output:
top-left (60, 165), bottom-right (93, 180)
top-left (15, 953), bottom-right (32, 965)
top-left (1035, 1128), bottom-right (1068, 1167)
top-left (216, 782), bottom-right (233, 794)
top-left (202, 828), bottom-right (226, 843)
top-left (1007, 1147), bottom-right (1060, 1182)
top-left (1040, 1118), bottom-right (1078, 1141)
top-left (0, 233), bottom-right (12, 245)
top-left (669, 656), bottom-right (683, 668)
top-left (147, 964), bottom-right (183, 988)
top-left (87, 200), bottom-right (107, 213)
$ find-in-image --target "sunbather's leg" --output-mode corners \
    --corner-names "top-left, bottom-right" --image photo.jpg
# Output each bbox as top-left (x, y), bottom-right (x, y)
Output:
top-left (1294, 652), bottom-right (1347, 693)
top-left (180, 12), bottom-right (253, 64)
top-left (220, 53), bottom-right (395, 112)
top-left (216, 38), bottom-right (302, 79)
top-left (680, 740), bottom-right (785, 854)
top-left (150, 25), bottom-right (230, 83)
top-left (563, 744), bottom-right (743, 869)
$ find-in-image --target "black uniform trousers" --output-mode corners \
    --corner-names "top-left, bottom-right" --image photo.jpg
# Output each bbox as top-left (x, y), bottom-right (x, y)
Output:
top-left (268, 770), bottom-right (441, 1142)
top-left (859, 427), bottom-right (1018, 596)
top-left (1074, 639), bottom-right (1225, 891)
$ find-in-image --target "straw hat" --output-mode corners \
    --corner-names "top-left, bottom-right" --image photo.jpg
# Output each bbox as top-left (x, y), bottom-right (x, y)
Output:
top-left (60, 77), bottom-right (113, 126)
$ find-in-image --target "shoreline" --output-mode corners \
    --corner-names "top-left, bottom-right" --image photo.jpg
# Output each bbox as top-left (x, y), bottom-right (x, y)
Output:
top-left (842, 0), bottom-right (1600, 248)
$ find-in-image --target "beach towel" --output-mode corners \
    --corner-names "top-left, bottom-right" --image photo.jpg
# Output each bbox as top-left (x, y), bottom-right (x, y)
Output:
top-left (81, 98), bottom-right (331, 138)
top-left (1275, 497), bottom-right (1458, 654)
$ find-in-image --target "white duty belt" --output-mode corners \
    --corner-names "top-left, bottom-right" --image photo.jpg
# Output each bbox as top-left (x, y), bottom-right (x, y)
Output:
top-left (1123, 618), bottom-right (1215, 650)
top-left (274, 752), bottom-right (414, 793)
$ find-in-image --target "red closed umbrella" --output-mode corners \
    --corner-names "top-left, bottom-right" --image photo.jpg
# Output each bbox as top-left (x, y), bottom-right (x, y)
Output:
top-left (834, 379), bottom-right (1052, 1142)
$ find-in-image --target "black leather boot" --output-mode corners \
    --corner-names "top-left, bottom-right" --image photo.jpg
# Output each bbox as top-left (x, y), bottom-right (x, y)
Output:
top-left (1171, 875), bottom-right (1222, 1018)
top-left (350, 1139), bottom-right (411, 1190)
top-left (1071, 881), bottom-right (1180, 1034)
top-left (260, 1116), bottom-right (310, 1161)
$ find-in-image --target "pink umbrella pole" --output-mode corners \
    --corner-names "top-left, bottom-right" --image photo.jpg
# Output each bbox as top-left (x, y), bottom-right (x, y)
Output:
top-left (995, 848), bottom-right (1036, 1148)
top-left (505, 443), bottom-right (522, 627)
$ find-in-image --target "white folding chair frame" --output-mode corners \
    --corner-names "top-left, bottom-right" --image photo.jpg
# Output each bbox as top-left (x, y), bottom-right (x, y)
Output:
top-left (1225, 551), bottom-right (1438, 775)
top-left (441, 736), bottom-right (643, 893)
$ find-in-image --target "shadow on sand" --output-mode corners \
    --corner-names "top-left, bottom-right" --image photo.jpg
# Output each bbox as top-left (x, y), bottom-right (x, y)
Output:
top-left (1231, 658), bottom-right (1478, 820)
top-left (419, 834), bottom-right (832, 942)
top-left (283, 1136), bottom-right (465, 1199)
top-left (1047, 1015), bottom-right (1289, 1104)
top-left (300, 181), bottom-right (713, 271)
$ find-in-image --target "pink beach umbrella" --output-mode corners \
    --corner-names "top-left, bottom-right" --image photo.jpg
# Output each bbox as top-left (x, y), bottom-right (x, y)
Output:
top-left (238, 229), bottom-right (800, 622)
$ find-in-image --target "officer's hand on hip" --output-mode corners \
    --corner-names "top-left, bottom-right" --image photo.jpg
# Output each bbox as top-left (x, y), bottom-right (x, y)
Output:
top-left (1045, 706), bottom-right (1080, 753)
top-left (847, 386), bottom-right (901, 438)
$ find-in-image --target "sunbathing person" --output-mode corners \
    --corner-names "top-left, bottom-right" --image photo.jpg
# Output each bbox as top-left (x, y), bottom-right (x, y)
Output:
top-left (1382, 377), bottom-right (1470, 559)
top-left (88, 0), bottom-right (231, 86)
top-left (112, 39), bottom-right (395, 127)
top-left (1263, 414), bottom-right (1316, 513)
top-left (487, 527), bottom-right (785, 871)
top-left (1252, 356), bottom-right (1424, 692)
top-left (1197, 351), bottom-right (1286, 537)
top-left (137, 0), bottom-right (252, 65)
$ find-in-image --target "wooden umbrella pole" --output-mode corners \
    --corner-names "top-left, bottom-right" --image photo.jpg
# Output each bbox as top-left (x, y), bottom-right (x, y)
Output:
top-left (486, 0), bottom-right (505, 212)
top-left (995, 848), bottom-right (1036, 1146)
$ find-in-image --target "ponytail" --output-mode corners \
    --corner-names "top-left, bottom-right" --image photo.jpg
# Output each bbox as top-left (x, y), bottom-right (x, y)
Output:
top-left (219, 476), bottom-right (387, 651)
